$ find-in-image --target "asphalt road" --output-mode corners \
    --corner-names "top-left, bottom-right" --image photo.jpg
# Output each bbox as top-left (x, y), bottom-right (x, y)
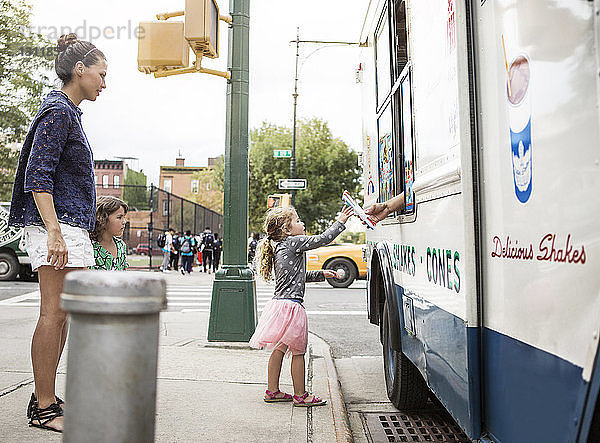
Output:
top-left (303, 280), bottom-right (382, 359)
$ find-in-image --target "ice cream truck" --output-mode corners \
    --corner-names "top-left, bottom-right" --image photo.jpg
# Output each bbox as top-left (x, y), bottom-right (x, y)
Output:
top-left (359, 1), bottom-right (600, 441)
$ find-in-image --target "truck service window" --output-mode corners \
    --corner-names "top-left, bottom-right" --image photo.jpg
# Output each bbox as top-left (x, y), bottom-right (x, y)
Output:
top-left (375, 6), bottom-right (392, 110)
top-left (393, 0), bottom-right (408, 79)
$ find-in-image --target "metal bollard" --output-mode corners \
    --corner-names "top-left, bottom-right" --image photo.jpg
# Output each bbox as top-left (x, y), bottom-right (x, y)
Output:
top-left (61, 270), bottom-right (167, 443)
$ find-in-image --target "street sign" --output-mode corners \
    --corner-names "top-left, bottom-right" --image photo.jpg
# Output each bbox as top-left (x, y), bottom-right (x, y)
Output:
top-left (273, 149), bottom-right (292, 158)
top-left (278, 179), bottom-right (307, 190)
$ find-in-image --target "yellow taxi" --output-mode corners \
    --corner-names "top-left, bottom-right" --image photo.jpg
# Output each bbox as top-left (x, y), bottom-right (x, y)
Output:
top-left (306, 243), bottom-right (367, 288)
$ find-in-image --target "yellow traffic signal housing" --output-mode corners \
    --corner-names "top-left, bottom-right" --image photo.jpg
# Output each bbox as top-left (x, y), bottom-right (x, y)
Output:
top-left (185, 0), bottom-right (220, 58)
top-left (267, 194), bottom-right (292, 209)
top-left (137, 22), bottom-right (189, 73)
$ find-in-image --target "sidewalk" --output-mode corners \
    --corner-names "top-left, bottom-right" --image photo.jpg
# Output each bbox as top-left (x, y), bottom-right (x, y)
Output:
top-left (0, 269), bottom-right (350, 442)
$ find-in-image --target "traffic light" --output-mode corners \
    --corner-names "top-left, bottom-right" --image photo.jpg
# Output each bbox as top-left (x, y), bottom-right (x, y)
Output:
top-left (267, 194), bottom-right (292, 208)
top-left (137, 22), bottom-right (189, 74)
top-left (185, 0), bottom-right (220, 58)
top-left (137, 0), bottom-right (229, 78)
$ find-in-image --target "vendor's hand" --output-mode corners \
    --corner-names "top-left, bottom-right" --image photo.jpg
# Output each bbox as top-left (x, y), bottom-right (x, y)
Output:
top-left (337, 205), bottom-right (354, 224)
top-left (47, 229), bottom-right (68, 270)
top-left (323, 269), bottom-right (337, 278)
top-left (364, 202), bottom-right (390, 224)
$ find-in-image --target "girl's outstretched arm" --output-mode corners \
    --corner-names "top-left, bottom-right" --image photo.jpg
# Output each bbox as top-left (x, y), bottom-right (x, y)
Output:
top-left (287, 206), bottom-right (353, 254)
top-left (306, 270), bottom-right (325, 282)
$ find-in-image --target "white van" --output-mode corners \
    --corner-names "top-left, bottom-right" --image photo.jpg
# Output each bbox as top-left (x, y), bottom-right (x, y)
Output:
top-left (0, 203), bottom-right (36, 281)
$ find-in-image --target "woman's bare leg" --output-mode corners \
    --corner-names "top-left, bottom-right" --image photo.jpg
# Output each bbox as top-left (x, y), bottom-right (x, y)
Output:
top-left (31, 266), bottom-right (79, 430)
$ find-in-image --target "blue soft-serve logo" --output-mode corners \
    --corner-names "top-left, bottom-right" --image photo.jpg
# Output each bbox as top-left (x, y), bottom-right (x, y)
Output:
top-left (507, 54), bottom-right (532, 204)
top-left (510, 119), bottom-right (532, 203)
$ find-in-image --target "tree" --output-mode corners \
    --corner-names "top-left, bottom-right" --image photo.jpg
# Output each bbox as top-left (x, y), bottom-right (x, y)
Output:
top-left (188, 164), bottom-right (224, 214)
top-left (0, 0), bottom-right (53, 200)
top-left (122, 167), bottom-right (149, 210)
top-left (248, 118), bottom-right (361, 233)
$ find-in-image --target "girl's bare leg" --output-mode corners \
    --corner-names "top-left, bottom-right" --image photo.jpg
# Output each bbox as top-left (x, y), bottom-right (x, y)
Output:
top-left (291, 353), bottom-right (322, 402)
top-left (291, 354), bottom-right (306, 395)
top-left (267, 349), bottom-right (285, 394)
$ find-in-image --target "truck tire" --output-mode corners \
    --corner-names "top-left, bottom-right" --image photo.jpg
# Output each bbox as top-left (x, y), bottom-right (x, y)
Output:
top-left (325, 258), bottom-right (357, 288)
top-left (382, 300), bottom-right (429, 409)
top-left (0, 252), bottom-right (20, 281)
top-left (19, 265), bottom-right (38, 282)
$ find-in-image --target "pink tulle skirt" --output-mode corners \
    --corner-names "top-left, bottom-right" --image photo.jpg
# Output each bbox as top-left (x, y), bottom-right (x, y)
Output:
top-left (249, 299), bottom-right (308, 356)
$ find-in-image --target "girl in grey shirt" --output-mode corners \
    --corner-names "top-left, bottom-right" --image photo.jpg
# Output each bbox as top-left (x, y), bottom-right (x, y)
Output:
top-left (249, 205), bottom-right (353, 406)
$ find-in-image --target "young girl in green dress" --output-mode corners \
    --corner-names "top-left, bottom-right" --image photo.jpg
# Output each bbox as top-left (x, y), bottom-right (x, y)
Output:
top-left (90, 196), bottom-right (129, 270)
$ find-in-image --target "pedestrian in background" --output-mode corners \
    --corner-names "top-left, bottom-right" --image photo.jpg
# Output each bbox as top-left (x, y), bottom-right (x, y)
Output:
top-left (247, 232), bottom-right (259, 265)
top-left (249, 205), bottom-right (353, 406)
top-left (160, 228), bottom-right (174, 272)
top-left (7, 33), bottom-right (107, 432)
top-left (200, 226), bottom-right (214, 273)
top-left (213, 232), bottom-right (222, 272)
top-left (89, 196), bottom-right (129, 270)
top-left (179, 230), bottom-right (196, 274)
top-left (170, 231), bottom-right (181, 271)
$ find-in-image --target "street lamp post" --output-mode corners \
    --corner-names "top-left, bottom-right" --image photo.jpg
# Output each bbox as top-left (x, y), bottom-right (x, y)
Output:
top-left (290, 27), bottom-right (300, 206)
top-left (288, 31), bottom-right (361, 207)
top-left (208, 0), bottom-right (256, 342)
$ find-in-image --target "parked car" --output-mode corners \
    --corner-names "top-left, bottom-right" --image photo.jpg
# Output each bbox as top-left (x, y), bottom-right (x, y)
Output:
top-left (0, 202), bottom-right (37, 281)
top-left (135, 243), bottom-right (151, 255)
top-left (306, 243), bottom-right (367, 288)
top-left (134, 243), bottom-right (162, 256)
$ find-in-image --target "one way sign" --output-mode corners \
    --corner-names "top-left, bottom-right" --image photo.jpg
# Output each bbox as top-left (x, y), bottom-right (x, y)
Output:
top-left (278, 179), bottom-right (307, 190)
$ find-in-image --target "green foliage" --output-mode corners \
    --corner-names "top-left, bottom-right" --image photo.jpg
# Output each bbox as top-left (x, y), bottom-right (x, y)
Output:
top-left (122, 168), bottom-right (149, 210)
top-left (0, 0), bottom-right (53, 143)
top-left (0, 146), bottom-right (18, 201)
top-left (0, 0), bottom-right (53, 200)
top-left (249, 118), bottom-right (361, 233)
top-left (213, 155), bottom-right (224, 192)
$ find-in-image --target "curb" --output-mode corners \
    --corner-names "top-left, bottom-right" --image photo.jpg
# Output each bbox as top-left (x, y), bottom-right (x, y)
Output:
top-left (309, 333), bottom-right (353, 443)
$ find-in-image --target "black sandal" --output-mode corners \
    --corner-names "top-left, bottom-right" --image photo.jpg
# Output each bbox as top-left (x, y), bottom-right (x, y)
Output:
top-left (27, 393), bottom-right (64, 418)
top-left (28, 402), bottom-right (63, 433)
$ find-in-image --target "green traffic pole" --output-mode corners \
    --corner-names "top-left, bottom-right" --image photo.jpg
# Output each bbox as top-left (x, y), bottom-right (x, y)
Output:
top-left (208, 0), bottom-right (257, 342)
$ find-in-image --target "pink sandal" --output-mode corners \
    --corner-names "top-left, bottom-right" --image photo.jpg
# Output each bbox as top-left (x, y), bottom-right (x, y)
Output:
top-left (264, 389), bottom-right (293, 403)
top-left (293, 392), bottom-right (327, 407)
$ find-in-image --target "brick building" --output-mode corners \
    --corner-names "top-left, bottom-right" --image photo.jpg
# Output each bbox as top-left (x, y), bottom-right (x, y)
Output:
top-left (159, 155), bottom-right (222, 212)
top-left (94, 159), bottom-right (126, 198)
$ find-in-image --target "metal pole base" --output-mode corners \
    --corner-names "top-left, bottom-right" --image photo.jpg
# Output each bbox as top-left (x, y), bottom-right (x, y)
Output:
top-left (207, 266), bottom-right (257, 342)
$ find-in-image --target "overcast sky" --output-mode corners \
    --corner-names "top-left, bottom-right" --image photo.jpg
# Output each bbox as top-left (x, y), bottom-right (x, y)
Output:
top-left (29, 0), bottom-right (368, 185)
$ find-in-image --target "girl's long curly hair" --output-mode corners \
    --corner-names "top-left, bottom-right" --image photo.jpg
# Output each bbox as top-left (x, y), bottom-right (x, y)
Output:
top-left (90, 196), bottom-right (128, 242)
top-left (256, 206), bottom-right (297, 281)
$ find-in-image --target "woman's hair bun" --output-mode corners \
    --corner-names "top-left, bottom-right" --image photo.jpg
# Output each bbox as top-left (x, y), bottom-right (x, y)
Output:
top-left (57, 33), bottom-right (79, 53)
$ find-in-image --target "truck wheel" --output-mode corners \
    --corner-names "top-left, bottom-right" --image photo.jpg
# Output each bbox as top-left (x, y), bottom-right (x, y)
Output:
top-left (0, 252), bottom-right (20, 281)
top-left (19, 265), bottom-right (38, 282)
top-left (325, 258), bottom-right (357, 288)
top-left (382, 300), bottom-right (429, 409)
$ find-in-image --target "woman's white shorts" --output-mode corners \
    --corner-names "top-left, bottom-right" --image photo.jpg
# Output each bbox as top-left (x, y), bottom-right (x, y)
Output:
top-left (23, 223), bottom-right (95, 271)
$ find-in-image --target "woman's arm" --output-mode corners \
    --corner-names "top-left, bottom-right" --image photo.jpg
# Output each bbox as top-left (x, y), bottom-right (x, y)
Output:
top-left (364, 192), bottom-right (405, 223)
top-left (32, 192), bottom-right (68, 270)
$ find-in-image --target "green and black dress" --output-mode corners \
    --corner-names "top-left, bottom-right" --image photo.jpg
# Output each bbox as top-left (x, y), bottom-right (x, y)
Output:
top-left (91, 237), bottom-right (129, 270)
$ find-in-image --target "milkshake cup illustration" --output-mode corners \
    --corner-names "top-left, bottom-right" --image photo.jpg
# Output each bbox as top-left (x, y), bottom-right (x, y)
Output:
top-left (507, 54), bottom-right (532, 203)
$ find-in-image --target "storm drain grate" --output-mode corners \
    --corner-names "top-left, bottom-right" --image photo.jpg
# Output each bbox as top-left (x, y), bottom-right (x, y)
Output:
top-left (362, 411), bottom-right (471, 442)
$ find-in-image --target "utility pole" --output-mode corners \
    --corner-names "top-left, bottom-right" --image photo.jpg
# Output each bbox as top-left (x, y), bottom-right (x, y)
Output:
top-left (208, 0), bottom-right (256, 342)
top-left (288, 33), bottom-right (361, 207)
top-left (290, 27), bottom-right (300, 206)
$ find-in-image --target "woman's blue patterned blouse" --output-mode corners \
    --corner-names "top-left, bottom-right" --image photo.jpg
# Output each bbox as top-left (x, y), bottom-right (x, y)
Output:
top-left (9, 91), bottom-right (96, 231)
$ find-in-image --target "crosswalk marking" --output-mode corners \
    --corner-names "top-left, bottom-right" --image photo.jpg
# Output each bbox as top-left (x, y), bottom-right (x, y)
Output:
top-left (0, 284), bottom-right (367, 316)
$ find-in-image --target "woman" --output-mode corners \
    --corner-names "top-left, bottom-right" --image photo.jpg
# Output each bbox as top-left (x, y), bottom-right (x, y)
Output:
top-left (8, 33), bottom-right (107, 433)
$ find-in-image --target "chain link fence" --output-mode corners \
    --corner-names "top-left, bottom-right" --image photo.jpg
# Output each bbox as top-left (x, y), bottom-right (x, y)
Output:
top-left (0, 182), bottom-right (222, 270)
